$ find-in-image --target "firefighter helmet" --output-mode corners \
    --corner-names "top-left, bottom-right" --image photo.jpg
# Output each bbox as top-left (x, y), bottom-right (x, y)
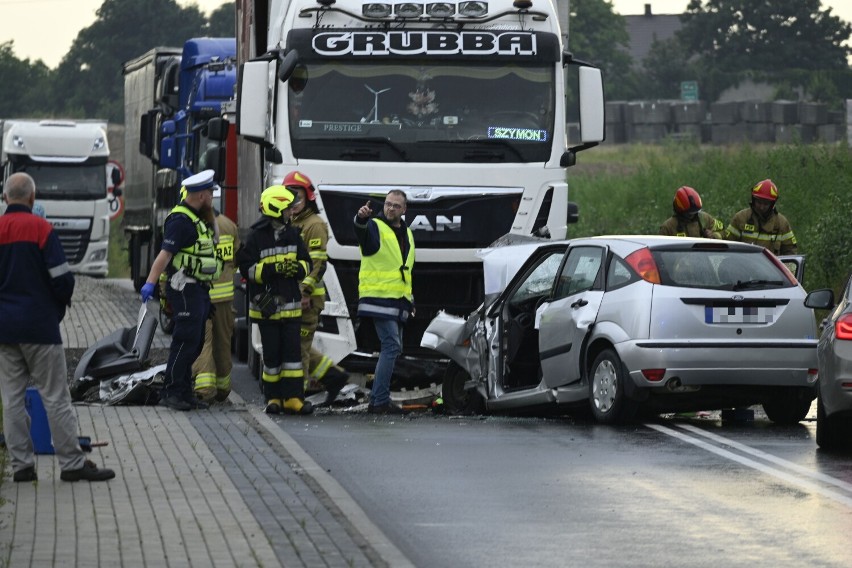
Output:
top-left (751, 179), bottom-right (778, 202)
top-left (259, 185), bottom-right (296, 218)
top-left (673, 186), bottom-right (702, 215)
top-left (282, 170), bottom-right (316, 201)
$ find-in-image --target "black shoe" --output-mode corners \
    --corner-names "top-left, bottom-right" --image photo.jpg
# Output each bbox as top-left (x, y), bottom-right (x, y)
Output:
top-left (322, 368), bottom-right (349, 405)
top-left (159, 395), bottom-right (192, 411)
top-left (184, 397), bottom-right (209, 410)
top-left (283, 400), bottom-right (314, 415)
top-left (367, 402), bottom-right (408, 415)
top-left (61, 460), bottom-right (115, 482)
top-left (265, 401), bottom-right (282, 415)
top-left (13, 466), bottom-right (37, 482)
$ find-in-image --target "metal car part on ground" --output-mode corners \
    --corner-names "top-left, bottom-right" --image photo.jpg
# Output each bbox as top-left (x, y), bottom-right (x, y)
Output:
top-left (423, 235), bottom-right (818, 424)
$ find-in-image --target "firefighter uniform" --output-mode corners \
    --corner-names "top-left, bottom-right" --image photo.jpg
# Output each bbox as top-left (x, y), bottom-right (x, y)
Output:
top-left (725, 208), bottom-right (798, 255)
top-left (237, 186), bottom-right (313, 414)
top-left (193, 212), bottom-right (239, 402)
top-left (291, 203), bottom-right (349, 402)
top-left (659, 211), bottom-right (724, 238)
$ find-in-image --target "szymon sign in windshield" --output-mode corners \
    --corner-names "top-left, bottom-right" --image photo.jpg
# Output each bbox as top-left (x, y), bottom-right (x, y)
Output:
top-left (313, 31), bottom-right (537, 56)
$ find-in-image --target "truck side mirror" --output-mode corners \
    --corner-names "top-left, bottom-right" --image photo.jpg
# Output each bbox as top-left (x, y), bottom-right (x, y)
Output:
top-left (206, 117), bottom-right (229, 143)
top-left (111, 167), bottom-right (122, 186)
top-left (139, 110), bottom-right (159, 160)
top-left (277, 50), bottom-right (300, 83)
top-left (204, 147), bottom-right (227, 180)
top-left (159, 137), bottom-right (178, 169)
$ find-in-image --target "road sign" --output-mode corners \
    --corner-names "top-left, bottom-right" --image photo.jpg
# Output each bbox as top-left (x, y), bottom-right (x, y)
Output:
top-left (681, 81), bottom-right (699, 101)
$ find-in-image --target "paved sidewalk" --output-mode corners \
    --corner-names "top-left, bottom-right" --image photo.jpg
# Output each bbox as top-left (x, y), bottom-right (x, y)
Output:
top-left (0, 277), bottom-right (411, 567)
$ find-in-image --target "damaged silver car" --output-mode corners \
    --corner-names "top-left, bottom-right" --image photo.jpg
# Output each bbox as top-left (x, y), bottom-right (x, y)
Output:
top-left (422, 235), bottom-right (818, 424)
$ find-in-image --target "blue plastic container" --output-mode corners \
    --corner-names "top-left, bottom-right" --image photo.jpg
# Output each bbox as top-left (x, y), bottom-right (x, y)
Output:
top-left (24, 387), bottom-right (55, 454)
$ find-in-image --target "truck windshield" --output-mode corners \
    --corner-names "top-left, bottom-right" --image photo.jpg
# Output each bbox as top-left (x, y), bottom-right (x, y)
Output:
top-left (289, 60), bottom-right (554, 163)
top-left (15, 164), bottom-right (107, 200)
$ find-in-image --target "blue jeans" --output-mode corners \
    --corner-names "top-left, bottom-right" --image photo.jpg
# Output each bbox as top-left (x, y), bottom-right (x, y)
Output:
top-left (370, 318), bottom-right (402, 407)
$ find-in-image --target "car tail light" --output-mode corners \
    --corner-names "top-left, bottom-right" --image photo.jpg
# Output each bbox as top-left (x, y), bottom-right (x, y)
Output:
top-left (841, 382), bottom-right (852, 389)
top-left (642, 369), bottom-right (665, 381)
top-left (835, 314), bottom-right (852, 340)
top-left (763, 250), bottom-right (798, 286)
top-left (625, 248), bottom-right (661, 284)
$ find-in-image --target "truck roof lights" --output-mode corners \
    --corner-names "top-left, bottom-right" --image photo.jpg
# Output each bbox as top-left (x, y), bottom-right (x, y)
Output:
top-left (426, 3), bottom-right (455, 17)
top-left (363, 3), bottom-right (392, 18)
top-left (458, 1), bottom-right (488, 17)
top-left (395, 3), bottom-right (424, 18)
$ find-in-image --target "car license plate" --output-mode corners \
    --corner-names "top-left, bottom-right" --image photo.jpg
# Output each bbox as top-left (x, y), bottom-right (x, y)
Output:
top-left (705, 305), bottom-right (774, 324)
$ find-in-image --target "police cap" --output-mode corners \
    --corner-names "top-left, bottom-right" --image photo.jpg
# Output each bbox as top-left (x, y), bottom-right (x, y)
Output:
top-left (182, 170), bottom-right (217, 193)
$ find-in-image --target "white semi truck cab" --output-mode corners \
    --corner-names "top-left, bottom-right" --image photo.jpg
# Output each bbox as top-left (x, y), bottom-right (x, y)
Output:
top-left (1, 119), bottom-right (117, 277)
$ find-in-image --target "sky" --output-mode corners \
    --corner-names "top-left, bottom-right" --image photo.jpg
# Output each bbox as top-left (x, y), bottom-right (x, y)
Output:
top-left (1, 0), bottom-right (851, 69)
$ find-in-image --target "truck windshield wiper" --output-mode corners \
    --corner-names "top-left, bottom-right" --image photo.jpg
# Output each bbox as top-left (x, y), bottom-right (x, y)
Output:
top-left (423, 138), bottom-right (524, 161)
top-left (340, 137), bottom-right (407, 160)
top-left (732, 279), bottom-right (785, 290)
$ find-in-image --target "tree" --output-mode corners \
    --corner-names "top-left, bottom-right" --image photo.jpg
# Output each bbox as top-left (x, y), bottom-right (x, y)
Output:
top-left (569, 0), bottom-right (636, 100)
top-left (679, 0), bottom-right (852, 73)
top-left (51, 0), bottom-right (207, 122)
top-left (640, 37), bottom-right (700, 100)
top-left (207, 2), bottom-right (236, 37)
top-left (0, 42), bottom-right (53, 117)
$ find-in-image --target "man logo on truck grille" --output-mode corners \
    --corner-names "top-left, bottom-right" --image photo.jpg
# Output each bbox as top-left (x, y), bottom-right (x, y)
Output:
top-left (313, 31), bottom-right (537, 57)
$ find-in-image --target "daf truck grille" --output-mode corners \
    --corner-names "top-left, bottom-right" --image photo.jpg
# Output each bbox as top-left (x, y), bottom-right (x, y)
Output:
top-left (55, 230), bottom-right (90, 264)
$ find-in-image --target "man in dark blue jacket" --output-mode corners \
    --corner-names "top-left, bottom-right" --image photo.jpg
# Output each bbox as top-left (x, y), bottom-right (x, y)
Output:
top-left (0, 173), bottom-right (114, 482)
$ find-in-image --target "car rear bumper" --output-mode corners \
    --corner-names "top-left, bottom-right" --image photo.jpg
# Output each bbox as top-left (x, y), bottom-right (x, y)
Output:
top-left (619, 340), bottom-right (819, 388)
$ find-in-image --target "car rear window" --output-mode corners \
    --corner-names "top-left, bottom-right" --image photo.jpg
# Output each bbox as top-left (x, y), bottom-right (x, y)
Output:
top-left (652, 249), bottom-right (792, 290)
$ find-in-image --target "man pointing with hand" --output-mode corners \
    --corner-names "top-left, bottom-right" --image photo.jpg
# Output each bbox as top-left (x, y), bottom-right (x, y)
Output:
top-left (354, 190), bottom-right (415, 415)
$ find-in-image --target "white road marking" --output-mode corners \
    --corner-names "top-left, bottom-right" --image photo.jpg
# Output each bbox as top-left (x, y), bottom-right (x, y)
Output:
top-left (646, 423), bottom-right (852, 508)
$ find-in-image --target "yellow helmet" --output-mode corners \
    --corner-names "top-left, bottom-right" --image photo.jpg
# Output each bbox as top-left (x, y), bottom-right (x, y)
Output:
top-left (259, 185), bottom-right (295, 218)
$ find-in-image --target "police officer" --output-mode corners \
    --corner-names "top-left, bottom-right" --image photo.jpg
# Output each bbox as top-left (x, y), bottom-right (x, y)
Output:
top-left (192, 189), bottom-right (240, 403)
top-left (354, 190), bottom-right (415, 415)
top-left (237, 185), bottom-right (314, 415)
top-left (140, 170), bottom-right (222, 411)
top-left (725, 179), bottom-right (798, 255)
top-left (284, 171), bottom-right (349, 405)
top-left (659, 186), bottom-right (724, 239)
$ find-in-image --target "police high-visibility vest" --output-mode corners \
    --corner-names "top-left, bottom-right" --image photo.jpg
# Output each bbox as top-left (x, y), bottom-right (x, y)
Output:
top-left (168, 204), bottom-right (221, 282)
top-left (358, 221), bottom-right (414, 301)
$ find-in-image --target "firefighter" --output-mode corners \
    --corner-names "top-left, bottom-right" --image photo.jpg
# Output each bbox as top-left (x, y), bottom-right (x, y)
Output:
top-left (725, 179), bottom-right (798, 255)
top-left (283, 171), bottom-right (350, 405)
top-left (141, 170), bottom-right (222, 411)
top-left (192, 186), bottom-right (240, 403)
top-left (659, 186), bottom-right (723, 239)
top-left (237, 185), bottom-right (313, 415)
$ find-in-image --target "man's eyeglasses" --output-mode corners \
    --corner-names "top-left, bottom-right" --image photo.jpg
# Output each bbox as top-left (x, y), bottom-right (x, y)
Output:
top-left (384, 202), bottom-right (404, 211)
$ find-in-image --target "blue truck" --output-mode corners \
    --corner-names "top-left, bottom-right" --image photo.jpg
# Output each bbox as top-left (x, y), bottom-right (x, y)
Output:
top-left (122, 38), bottom-right (238, 292)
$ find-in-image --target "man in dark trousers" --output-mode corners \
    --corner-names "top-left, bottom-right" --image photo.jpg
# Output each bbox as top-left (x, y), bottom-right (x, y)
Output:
top-left (0, 172), bottom-right (114, 482)
top-left (354, 190), bottom-right (415, 415)
top-left (140, 170), bottom-right (222, 411)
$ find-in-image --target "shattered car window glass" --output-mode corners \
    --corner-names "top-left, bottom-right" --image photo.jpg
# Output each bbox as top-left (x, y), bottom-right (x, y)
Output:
top-left (511, 252), bottom-right (565, 304)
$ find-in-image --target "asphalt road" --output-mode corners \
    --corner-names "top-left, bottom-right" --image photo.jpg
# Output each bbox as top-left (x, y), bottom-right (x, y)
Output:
top-left (232, 363), bottom-right (852, 568)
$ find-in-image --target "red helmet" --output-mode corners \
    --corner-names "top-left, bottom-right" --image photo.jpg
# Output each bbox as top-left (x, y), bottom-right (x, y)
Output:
top-left (282, 170), bottom-right (315, 201)
top-left (673, 186), bottom-right (702, 215)
top-left (751, 179), bottom-right (778, 202)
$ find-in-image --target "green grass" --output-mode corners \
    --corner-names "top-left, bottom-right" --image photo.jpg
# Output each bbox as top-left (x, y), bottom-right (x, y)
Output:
top-left (569, 140), bottom-right (852, 294)
top-left (108, 217), bottom-right (131, 278)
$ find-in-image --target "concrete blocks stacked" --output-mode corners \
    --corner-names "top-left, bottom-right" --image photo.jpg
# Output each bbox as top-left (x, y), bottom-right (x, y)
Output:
top-left (591, 99), bottom-right (844, 145)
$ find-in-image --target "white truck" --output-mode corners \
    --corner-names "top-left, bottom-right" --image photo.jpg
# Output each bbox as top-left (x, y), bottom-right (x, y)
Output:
top-left (1, 119), bottom-right (118, 277)
top-left (236, 0), bottom-right (605, 386)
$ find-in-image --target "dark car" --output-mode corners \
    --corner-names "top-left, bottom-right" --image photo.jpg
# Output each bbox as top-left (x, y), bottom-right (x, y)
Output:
top-left (805, 277), bottom-right (852, 450)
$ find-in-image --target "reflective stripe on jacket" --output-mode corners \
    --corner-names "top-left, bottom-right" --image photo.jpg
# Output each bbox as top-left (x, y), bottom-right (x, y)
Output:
top-left (725, 208), bottom-right (798, 255)
top-left (168, 205), bottom-right (221, 282)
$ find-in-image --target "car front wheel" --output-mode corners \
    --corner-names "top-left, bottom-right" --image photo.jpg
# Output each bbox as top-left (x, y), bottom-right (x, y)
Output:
top-left (442, 362), bottom-right (485, 415)
top-left (589, 348), bottom-right (637, 424)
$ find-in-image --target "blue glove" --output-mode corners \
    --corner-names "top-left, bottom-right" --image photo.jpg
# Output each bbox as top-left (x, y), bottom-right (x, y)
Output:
top-left (141, 282), bottom-right (156, 303)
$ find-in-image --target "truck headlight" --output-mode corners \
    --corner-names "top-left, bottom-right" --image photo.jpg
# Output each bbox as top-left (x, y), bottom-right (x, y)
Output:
top-left (89, 249), bottom-right (107, 262)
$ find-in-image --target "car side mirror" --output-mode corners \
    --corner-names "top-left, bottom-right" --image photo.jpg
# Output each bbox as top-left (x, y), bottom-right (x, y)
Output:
top-left (804, 288), bottom-right (834, 310)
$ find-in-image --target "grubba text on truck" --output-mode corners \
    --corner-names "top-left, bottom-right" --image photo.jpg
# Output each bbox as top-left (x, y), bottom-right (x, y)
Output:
top-left (236, 0), bottom-right (605, 387)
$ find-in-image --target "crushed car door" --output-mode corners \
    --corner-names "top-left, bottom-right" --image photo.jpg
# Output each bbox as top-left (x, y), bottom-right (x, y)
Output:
top-left (538, 245), bottom-right (606, 388)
